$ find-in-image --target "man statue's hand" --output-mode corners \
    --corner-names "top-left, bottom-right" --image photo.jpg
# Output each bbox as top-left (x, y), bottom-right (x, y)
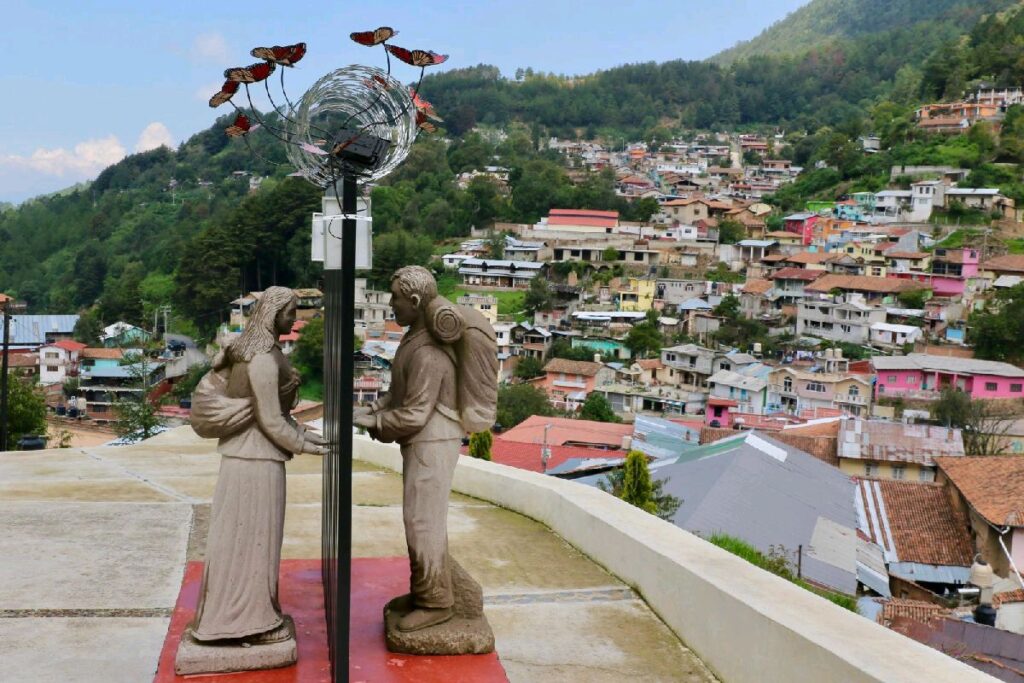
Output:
top-left (353, 406), bottom-right (373, 418)
top-left (354, 414), bottom-right (376, 431)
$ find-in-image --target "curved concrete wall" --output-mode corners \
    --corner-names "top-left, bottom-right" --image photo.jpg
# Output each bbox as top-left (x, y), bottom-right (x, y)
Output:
top-left (353, 435), bottom-right (990, 683)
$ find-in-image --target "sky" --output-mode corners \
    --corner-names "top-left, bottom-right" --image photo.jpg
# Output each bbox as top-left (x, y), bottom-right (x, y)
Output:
top-left (0, 0), bottom-right (807, 203)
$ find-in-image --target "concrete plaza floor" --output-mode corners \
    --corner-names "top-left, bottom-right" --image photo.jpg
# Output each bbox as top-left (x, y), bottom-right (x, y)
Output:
top-left (0, 427), bottom-right (716, 682)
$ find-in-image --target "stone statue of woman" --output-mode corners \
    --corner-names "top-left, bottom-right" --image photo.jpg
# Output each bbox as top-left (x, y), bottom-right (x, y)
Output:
top-left (177, 286), bottom-right (326, 674)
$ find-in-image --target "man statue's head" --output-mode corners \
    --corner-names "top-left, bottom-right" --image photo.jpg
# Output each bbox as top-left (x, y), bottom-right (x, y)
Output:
top-left (390, 266), bottom-right (437, 327)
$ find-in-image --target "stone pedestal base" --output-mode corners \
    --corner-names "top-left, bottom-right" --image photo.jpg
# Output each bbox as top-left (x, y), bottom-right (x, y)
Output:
top-left (384, 558), bottom-right (495, 655)
top-left (174, 615), bottom-right (297, 675)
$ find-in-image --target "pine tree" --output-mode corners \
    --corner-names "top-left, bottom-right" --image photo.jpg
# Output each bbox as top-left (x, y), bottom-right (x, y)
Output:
top-left (468, 430), bottom-right (493, 460)
top-left (620, 450), bottom-right (657, 514)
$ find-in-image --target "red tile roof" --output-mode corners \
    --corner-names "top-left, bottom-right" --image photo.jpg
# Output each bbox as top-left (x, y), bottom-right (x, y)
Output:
top-left (278, 319), bottom-right (308, 343)
top-left (82, 348), bottom-right (125, 360)
top-left (742, 279), bottom-right (773, 295)
top-left (547, 208), bottom-right (619, 228)
top-left (468, 440), bottom-right (620, 473)
top-left (805, 274), bottom-right (924, 294)
top-left (635, 359), bottom-right (663, 370)
top-left (982, 254), bottom-right (1024, 274)
top-left (856, 479), bottom-right (974, 567)
top-left (935, 456), bottom-right (1024, 527)
top-left (49, 339), bottom-right (87, 352)
top-left (499, 415), bottom-right (632, 449)
top-left (543, 358), bottom-right (604, 377)
top-left (784, 252), bottom-right (840, 265)
top-left (771, 267), bottom-right (826, 282)
top-left (879, 599), bottom-right (950, 625)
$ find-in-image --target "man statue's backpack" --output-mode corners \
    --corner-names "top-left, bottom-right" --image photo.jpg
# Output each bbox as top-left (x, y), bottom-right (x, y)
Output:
top-left (425, 297), bottom-right (499, 434)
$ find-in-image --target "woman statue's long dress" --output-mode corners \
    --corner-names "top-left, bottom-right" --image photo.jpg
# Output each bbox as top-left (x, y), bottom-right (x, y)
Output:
top-left (188, 287), bottom-right (325, 643)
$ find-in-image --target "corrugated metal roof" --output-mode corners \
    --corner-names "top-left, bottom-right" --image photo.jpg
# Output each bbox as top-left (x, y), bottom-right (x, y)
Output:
top-left (8, 315), bottom-right (79, 346)
top-left (652, 431), bottom-right (859, 594)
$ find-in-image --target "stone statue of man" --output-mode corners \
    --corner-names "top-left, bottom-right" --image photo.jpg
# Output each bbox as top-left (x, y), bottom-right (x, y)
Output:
top-left (354, 266), bottom-right (495, 652)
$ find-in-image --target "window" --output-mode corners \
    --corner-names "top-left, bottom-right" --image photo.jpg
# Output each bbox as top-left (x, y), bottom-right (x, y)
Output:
top-left (720, 362), bottom-right (731, 371)
top-left (918, 469), bottom-right (934, 482)
top-left (806, 382), bottom-right (826, 393)
top-left (848, 386), bottom-right (859, 397)
top-left (986, 382), bottom-right (998, 391)
top-left (45, 352), bottom-right (59, 359)
top-left (46, 365), bottom-right (59, 372)
top-left (783, 378), bottom-right (793, 392)
top-left (888, 375), bottom-right (897, 383)
top-left (892, 466), bottom-right (906, 480)
top-left (1013, 384), bottom-right (1023, 393)
top-left (907, 375), bottom-right (917, 384)
top-left (865, 463), bottom-right (877, 477)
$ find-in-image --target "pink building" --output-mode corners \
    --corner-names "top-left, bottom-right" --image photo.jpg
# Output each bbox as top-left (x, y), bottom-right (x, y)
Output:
top-left (892, 247), bottom-right (979, 297)
top-left (705, 397), bottom-right (738, 428)
top-left (872, 353), bottom-right (1024, 401)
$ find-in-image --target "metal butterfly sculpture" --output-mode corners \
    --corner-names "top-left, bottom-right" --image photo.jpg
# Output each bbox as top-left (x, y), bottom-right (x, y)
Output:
top-left (206, 27), bottom-right (447, 176)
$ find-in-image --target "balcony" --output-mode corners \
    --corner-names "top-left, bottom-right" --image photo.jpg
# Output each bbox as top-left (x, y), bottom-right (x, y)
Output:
top-left (0, 427), bottom-right (990, 682)
top-left (835, 393), bottom-right (868, 405)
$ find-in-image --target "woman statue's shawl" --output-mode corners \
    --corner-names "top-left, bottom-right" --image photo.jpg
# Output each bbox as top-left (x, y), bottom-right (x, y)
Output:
top-left (190, 366), bottom-right (255, 439)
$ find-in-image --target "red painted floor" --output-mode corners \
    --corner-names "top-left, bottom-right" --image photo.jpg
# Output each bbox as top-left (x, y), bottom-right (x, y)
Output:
top-left (155, 558), bottom-right (507, 683)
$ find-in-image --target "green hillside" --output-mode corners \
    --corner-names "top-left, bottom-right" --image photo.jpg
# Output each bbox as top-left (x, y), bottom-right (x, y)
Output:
top-left (711, 0), bottom-right (1014, 66)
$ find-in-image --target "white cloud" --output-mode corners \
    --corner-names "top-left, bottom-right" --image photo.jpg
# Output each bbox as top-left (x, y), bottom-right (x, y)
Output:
top-left (192, 32), bottom-right (230, 64)
top-left (135, 122), bottom-right (175, 153)
top-left (1, 135), bottom-right (126, 177)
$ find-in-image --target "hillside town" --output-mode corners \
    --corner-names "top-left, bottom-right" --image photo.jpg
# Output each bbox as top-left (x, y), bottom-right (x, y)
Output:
top-left (12, 0), bottom-right (1024, 671)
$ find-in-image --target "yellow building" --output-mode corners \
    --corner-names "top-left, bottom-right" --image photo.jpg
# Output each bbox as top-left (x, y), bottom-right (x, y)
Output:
top-left (618, 278), bottom-right (656, 312)
top-left (456, 293), bottom-right (498, 325)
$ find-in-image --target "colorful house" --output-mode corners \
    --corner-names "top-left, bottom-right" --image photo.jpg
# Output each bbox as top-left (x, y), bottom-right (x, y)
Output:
top-left (617, 278), bottom-right (657, 312)
top-left (892, 247), bottom-right (979, 297)
top-left (533, 358), bottom-right (616, 412)
top-left (783, 213), bottom-right (819, 246)
top-left (872, 354), bottom-right (1024, 401)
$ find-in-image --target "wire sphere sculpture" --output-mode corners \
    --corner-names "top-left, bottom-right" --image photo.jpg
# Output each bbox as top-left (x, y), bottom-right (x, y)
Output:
top-left (286, 65), bottom-right (417, 187)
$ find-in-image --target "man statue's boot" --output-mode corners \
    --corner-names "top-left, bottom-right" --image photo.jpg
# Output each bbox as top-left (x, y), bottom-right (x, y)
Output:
top-left (397, 606), bottom-right (453, 632)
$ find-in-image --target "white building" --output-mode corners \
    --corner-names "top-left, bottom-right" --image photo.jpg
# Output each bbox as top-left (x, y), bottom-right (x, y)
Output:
top-left (869, 322), bottom-right (922, 349)
top-left (38, 340), bottom-right (86, 386)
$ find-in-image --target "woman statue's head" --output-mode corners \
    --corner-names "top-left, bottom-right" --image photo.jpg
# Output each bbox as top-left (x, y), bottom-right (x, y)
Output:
top-left (227, 286), bottom-right (298, 363)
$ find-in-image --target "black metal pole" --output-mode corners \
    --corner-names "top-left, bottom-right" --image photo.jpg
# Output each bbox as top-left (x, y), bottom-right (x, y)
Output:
top-left (324, 176), bottom-right (357, 682)
top-left (0, 304), bottom-right (10, 452)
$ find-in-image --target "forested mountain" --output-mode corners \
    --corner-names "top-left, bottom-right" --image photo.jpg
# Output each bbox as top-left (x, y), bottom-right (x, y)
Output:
top-left (711, 0), bottom-right (1015, 66)
top-left (5, 0), bottom-right (1024, 340)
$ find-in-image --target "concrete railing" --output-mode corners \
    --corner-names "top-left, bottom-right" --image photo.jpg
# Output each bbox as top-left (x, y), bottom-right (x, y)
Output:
top-left (354, 434), bottom-right (990, 683)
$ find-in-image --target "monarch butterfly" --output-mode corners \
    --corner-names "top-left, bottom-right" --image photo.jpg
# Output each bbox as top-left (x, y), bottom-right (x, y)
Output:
top-left (410, 88), bottom-right (443, 122)
top-left (385, 45), bottom-right (448, 67)
top-left (208, 80), bottom-right (240, 108)
top-left (350, 26), bottom-right (397, 46)
top-left (250, 42), bottom-right (307, 67)
top-left (362, 74), bottom-right (392, 91)
top-left (224, 61), bottom-right (276, 83)
top-left (416, 111), bottom-right (438, 134)
top-left (225, 113), bottom-right (256, 137)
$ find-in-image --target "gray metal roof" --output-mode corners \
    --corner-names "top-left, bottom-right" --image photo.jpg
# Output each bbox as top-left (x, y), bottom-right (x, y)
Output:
top-left (631, 415), bottom-right (701, 460)
top-left (871, 353), bottom-right (1024, 377)
top-left (8, 315), bottom-right (79, 347)
top-left (651, 431), bottom-right (859, 594)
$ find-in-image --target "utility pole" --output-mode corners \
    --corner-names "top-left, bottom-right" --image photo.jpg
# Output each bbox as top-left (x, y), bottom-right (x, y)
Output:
top-left (0, 301), bottom-right (10, 452)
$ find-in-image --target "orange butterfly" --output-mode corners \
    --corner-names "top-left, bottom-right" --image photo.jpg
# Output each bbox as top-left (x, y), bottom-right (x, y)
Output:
top-left (250, 42), bottom-right (306, 67)
top-left (209, 80), bottom-right (239, 108)
top-left (411, 88), bottom-right (443, 122)
top-left (224, 61), bottom-right (276, 83)
top-left (350, 27), bottom-right (396, 46)
top-left (385, 45), bottom-right (448, 67)
top-left (416, 111), bottom-right (438, 134)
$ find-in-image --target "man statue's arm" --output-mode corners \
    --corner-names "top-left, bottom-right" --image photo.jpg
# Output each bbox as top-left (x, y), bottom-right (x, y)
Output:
top-left (374, 346), bottom-right (446, 442)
